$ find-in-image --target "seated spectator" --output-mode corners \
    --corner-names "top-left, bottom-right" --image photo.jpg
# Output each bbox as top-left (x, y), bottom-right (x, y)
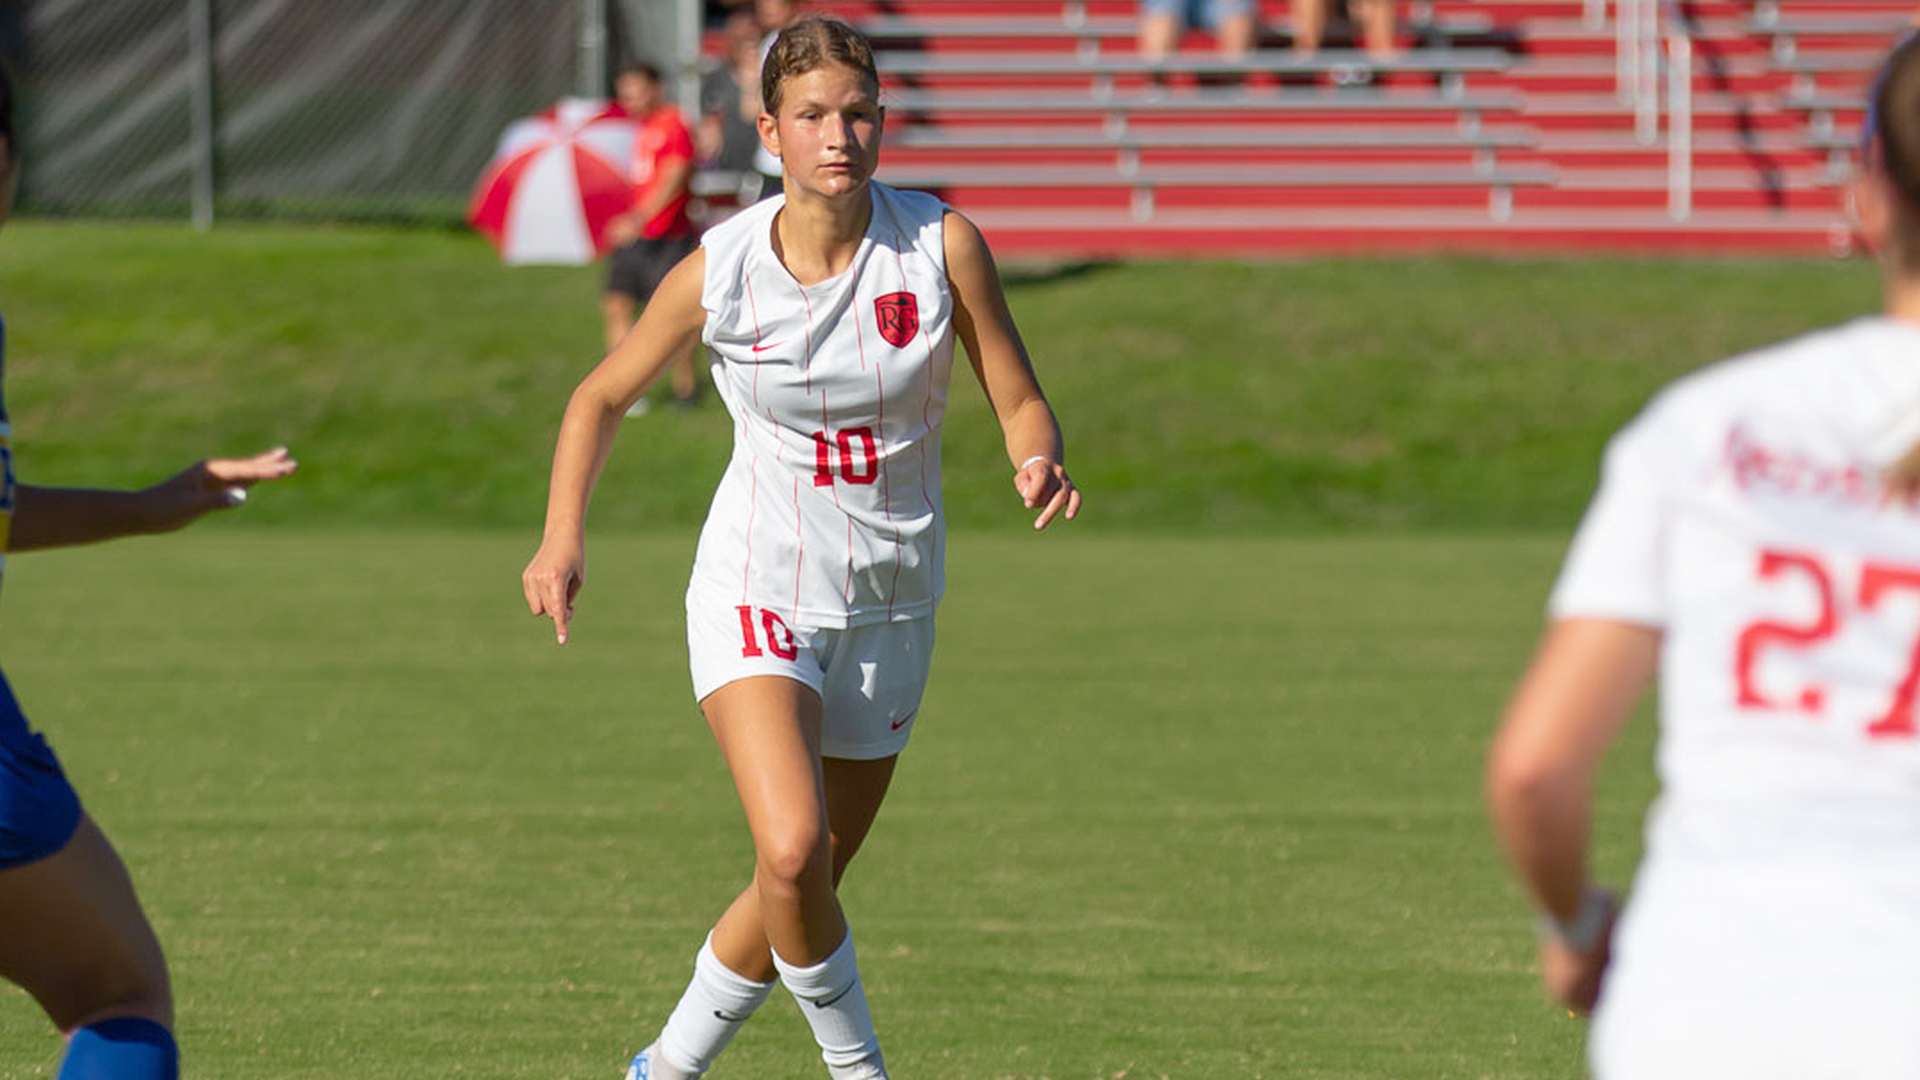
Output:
top-left (1293, 0), bottom-right (1401, 63)
top-left (704, 0), bottom-right (750, 28)
top-left (1138, 0), bottom-right (1258, 64)
top-left (697, 12), bottom-right (762, 176)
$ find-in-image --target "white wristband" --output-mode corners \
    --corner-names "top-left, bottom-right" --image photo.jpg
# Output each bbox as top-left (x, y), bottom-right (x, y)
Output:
top-left (1018, 455), bottom-right (1050, 471)
top-left (1533, 886), bottom-right (1615, 953)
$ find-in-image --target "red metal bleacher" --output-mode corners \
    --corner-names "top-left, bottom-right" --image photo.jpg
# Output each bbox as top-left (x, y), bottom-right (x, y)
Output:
top-left (780, 0), bottom-right (1915, 256)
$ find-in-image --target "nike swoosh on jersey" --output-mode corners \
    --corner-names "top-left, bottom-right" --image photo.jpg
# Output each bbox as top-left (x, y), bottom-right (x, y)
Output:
top-left (750, 340), bottom-right (786, 353)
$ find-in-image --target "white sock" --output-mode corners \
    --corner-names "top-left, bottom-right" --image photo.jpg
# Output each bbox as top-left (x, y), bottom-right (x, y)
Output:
top-left (773, 930), bottom-right (884, 1074)
top-left (652, 933), bottom-right (778, 1076)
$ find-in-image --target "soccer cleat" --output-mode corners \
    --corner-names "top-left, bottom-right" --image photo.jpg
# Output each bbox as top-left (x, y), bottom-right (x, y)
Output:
top-left (623, 1046), bottom-right (651, 1080)
top-left (625, 1042), bottom-right (697, 1080)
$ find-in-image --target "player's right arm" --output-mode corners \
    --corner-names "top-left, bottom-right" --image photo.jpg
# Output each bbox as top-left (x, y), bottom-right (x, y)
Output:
top-left (1487, 616), bottom-right (1657, 1012)
top-left (1487, 387), bottom-right (1676, 1013)
top-left (522, 248), bottom-right (707, 645)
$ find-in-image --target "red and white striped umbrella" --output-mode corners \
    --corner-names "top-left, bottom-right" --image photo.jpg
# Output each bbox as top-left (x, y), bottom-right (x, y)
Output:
top-left (468, 98), bottom-right (637, 266)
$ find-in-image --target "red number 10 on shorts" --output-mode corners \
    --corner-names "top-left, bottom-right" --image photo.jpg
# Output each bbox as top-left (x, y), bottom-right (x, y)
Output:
top-left (737, 605), bottom-right (797, 660)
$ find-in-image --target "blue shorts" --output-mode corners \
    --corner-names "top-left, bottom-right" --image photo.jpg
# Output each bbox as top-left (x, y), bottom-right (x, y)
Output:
top-left (1141, 0), bottom-right (1256, 29)
top-left (0, 669), bottom-right (82, 870)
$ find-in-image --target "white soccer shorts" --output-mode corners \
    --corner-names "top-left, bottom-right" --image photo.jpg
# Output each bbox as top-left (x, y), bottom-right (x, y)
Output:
top-left (686, 599), bottom-right (935, 760)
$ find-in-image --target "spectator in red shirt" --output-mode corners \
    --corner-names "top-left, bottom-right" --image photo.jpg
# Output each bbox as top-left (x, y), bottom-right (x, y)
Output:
top-left (603, 63), bottom-right (700, 411)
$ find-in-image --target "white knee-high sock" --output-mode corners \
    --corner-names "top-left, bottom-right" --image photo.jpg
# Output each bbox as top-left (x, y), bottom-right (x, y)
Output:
top-left (774, 930), bottom-right (884, 1074)
top-left (653, 934), bottom-right (778, 1076)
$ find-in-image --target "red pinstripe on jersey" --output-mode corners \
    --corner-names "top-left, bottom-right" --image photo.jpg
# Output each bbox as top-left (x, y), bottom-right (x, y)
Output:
top-left (791, 470), bottom-right (804, 627)
top-left (842, 305), bottom-right (870, 603)
top-left (739, 436), bottom-right (759, 605)
top-left (844, 516), bottom-right (855, 606)
top-left (743, 270), bottom-right (765, 409)
top-left (851, 294), bottom-right (904, 618)
top-left (895, 245), bottom-right (942, 552)
top-left (793, 273), bottom-right (816, 396)
top-left (818, 388), bottom-right (842, 508)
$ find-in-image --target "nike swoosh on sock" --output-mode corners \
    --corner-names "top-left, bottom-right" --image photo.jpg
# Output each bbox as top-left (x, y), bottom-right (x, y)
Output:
top-left (808, 984), bottom-right (854, 1010)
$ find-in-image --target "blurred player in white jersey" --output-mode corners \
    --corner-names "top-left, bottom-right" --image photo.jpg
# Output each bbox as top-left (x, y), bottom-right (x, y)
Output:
top-left (522, 17), bottom-right (1080, 1080)
top-left (1490, 35), bottom-right (1920, 1080)
top-left (0, 63), bottom-right (297, 1080)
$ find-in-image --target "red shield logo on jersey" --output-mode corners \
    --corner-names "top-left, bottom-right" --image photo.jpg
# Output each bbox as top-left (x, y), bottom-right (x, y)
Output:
top-left (875, 292), bottom-right (919, 348)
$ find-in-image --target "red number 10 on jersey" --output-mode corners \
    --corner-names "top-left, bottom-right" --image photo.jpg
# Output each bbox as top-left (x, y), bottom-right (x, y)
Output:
top-left (1736, 548), bottom-right (1920, 739)
top-left (812, 427), bottom-right (879, 488)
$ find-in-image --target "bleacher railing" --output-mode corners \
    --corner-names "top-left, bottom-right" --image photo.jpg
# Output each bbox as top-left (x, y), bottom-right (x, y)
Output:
top-left (1614, 0), bottom-right (1693, 220)
top-left (1668, 8), bottom-right (1693, 221)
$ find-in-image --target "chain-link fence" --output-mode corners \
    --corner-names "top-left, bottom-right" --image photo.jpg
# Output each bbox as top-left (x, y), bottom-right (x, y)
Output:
top-left (7, 0), bottom-right (700, 225)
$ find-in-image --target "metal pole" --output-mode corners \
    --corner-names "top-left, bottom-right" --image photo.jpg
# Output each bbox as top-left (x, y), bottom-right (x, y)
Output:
top-left (1618, 0), bottom-right (1637, 103)
top-left (579, 0), bottom-right (608, 97)
top-left (1668, 21), bottom-right (1691, 219)
top-left (1635, 0), bottom-right (1659, 145)
top-left (187, 0), bottom-right (214, 230)
top-left (677, 0), bottom-right (701, 116)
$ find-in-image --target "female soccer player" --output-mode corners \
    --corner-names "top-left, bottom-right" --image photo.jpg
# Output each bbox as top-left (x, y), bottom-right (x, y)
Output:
top-left (0, 66), bottom-right (297, 1080)
top-left (523, 16), bottom-right (1080, 1080)
top-left (1489, 34), bottom-right (1920, 1080)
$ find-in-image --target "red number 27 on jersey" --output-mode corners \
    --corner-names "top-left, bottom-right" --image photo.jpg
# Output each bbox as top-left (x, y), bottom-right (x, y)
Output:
top-left (1735, 549), bottom-right (1920, 739)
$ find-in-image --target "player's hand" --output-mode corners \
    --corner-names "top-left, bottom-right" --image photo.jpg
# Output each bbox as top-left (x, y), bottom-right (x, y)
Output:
top-left (1539, 901), bottom-right (1617, 1015)
top-left (1014, 457), bottom-right (1080, 530)
top-left (522, 541), bottom-right (585, 645)
top-left (143, 447), bottom-right (297, 532)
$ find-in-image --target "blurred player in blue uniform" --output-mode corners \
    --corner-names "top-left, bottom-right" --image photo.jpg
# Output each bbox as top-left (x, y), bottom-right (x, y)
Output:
top-left (0, 65), bottom-right (296, 1080)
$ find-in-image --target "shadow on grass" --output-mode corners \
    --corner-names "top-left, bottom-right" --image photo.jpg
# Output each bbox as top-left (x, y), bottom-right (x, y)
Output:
top-left (997, 260), bottom-right (1122, 287)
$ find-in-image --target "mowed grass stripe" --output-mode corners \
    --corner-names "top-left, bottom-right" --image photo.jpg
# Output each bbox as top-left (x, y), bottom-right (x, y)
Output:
top-left (0, 532), bottom-right (1653, 1079)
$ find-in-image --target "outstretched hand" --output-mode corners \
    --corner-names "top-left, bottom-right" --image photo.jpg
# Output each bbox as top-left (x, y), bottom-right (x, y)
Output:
top-left (145, 447), bottom-right (297, 532)
top-left (1014, 457), bottom-right (1081, 530)
top-left (522, 542), bottom-right (584, 644)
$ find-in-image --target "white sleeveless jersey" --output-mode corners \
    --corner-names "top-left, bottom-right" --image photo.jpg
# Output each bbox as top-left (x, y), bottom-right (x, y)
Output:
top-left (1554, 316), bottom-right (1920, 982)
top-left (689, 183), bottom-right (954, 629)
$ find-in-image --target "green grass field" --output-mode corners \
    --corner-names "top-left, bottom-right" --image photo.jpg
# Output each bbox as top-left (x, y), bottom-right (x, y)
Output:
top-left (0, 531), bottom-right (1657, 1080)
top-left (0, 221), bottom-right (1881, 530)
top-left (0, 222), bottom-right (1874, 1077)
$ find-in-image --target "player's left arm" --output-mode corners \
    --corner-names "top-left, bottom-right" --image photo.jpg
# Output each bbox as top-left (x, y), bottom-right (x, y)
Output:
top-left (1487, 616), bottom-right (1658, 1013)
top-left (8, 447), bottom-right (297, 552)
top-left (944, 209), bottom-right (1081, 530)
